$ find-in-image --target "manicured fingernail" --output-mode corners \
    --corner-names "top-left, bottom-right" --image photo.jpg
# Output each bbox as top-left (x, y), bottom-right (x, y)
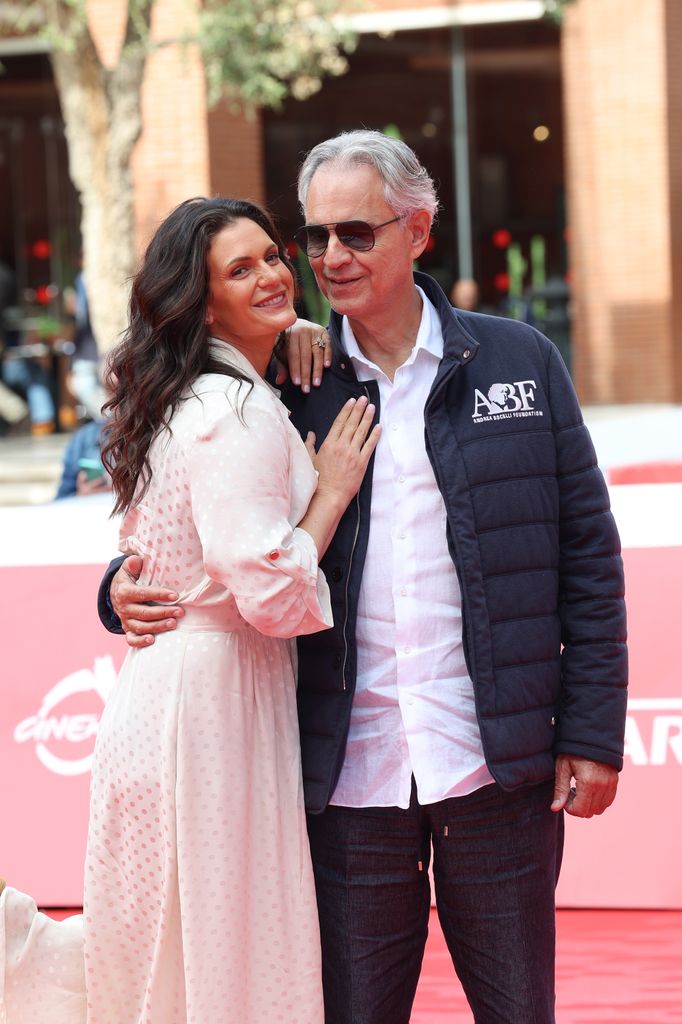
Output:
top-left (293, 376), bottom-right (300, 385)
top-left (166, 619), bottom-right (176, 629)
top-left (167, 592), bottom-right (178, 600)
top-left (313, 377), bottom-right (321, 387)
top-left (303, 384), bottom-right (310, 393)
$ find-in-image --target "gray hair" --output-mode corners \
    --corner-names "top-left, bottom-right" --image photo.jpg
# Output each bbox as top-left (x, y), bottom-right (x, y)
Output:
top-left (297, 129), bottom-right (439, 222)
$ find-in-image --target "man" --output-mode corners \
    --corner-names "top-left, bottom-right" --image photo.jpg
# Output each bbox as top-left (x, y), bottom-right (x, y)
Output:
top-left (100, 131), bottom-right (627, 1024)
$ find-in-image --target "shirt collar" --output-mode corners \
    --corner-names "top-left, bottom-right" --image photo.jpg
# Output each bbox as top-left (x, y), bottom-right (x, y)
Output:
top-left (207, 337), bottom-right (281, 397)
top-left (340, 286), bottom-right (443, 378)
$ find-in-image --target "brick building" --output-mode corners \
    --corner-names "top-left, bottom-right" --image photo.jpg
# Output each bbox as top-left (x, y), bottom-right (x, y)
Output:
top-left (1, 0), bottom-right (680, 402)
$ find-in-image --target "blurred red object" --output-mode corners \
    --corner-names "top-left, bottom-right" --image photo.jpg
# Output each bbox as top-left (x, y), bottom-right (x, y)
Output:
top-left (608, 462), bottom-right (682, 485)
top-left (494, 272), bottom-right (510, 292)
top-left (31, 239), bottom-right (51, 260)
top-left (492, 228), bottom-right (512, 249)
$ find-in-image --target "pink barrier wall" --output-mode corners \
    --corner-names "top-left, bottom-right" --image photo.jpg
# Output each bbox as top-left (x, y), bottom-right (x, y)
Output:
top-left (1, 488), bottom-right (681, 908)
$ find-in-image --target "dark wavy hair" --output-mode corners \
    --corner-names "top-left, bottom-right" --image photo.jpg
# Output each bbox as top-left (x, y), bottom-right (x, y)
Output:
top-left (102, 196), bottom-right (293, 516)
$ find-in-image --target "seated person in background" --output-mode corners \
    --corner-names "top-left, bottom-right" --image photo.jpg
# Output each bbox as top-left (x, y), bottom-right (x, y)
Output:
top-left (54, 417), bottom-right (110, 499)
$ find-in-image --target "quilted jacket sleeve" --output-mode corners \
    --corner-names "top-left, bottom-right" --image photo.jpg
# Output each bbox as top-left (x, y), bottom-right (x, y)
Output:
top-left (547, 343), bottom-right (628, 769)
top-left (97, 555), bottom-right (126, 634)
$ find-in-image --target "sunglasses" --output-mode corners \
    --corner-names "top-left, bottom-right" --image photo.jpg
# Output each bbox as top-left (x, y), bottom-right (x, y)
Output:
top-left (293, 217), bottom-right (401, 258)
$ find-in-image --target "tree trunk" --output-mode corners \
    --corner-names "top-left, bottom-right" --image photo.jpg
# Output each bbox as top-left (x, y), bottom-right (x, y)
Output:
top-left (46, 2), bottom-right (148, 353)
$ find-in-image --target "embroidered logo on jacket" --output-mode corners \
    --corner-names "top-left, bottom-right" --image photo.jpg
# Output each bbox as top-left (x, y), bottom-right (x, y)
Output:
top-left (472, 380), bottom-right (543, 422)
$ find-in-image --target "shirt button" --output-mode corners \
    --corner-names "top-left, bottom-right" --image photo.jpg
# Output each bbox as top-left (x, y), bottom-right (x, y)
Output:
top-left (404, 645), bottom-right (411, 654)
top-left (398, 475), bottom-right (405, 483)
top-left (463, 348), bottom-right (471, 359)
top-left (392, 423), bottom-right (399, 431)
top-left (407, 697), bottom-right (415, 706)
top-left (398, 531), bottom-right (406, 540)
top-left (400, 587), bottom-right (407, 596)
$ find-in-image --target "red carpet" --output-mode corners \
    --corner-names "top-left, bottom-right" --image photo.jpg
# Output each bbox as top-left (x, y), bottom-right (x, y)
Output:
top-left (46, 907), bottom-right (682, 1021)
top-left (411, 908), bottom-right (682, 1023)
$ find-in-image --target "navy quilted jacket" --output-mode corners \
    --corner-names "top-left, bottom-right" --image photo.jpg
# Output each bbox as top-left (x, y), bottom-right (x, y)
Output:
top-left (282, 273), bottom-right (627, 813)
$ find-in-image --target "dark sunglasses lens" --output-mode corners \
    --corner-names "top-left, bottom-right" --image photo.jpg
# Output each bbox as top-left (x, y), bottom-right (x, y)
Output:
top-left (336, 222), bottom-right (375, 251)
top-left (295, 226), bottom-right (329, 257)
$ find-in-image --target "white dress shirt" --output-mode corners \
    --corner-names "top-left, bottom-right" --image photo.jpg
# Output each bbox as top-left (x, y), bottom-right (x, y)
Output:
top-left (330, 289), bottom-right (494, 809)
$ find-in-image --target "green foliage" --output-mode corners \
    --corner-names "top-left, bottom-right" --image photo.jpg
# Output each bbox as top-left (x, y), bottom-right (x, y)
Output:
top-left (543, 0), bottom-right (575, 24)
top-left (382, 123), bottom-right (402, 140)
top-left (295, 249), bottom-right (330, 324)
top-left (199, 0), bottom-right (355, 108)
top-left (0, 0), bottom-right (354, 108)
top-left (505, 243), bottom-right (527, 322)
top-left (530, 235), bottom-right (547, 321)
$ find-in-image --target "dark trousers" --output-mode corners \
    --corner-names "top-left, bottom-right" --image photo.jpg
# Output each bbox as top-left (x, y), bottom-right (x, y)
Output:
top-left (307, 779), bottom-right (563, 1024)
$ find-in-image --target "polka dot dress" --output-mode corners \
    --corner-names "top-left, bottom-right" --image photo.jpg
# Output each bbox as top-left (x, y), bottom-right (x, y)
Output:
top-left (1, 341), bottom-right (331, 1024)
top-left (85, 343), bottom-right (331, 1022)
top-left (1, 887), bottom-right (86, 1023)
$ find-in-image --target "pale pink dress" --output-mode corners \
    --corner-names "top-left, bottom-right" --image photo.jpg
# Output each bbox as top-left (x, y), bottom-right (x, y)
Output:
top-left (1, 341), bottom-right (330, 1024)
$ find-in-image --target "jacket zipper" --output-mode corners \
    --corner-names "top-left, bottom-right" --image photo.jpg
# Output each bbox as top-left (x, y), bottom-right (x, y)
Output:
top-left (340, 383), bottom-right (370, 690)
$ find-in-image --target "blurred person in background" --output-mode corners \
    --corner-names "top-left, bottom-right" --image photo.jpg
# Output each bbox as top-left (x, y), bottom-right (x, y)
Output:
top-left (63, 261), bottom-right (106, 421)
top-left (0, 258), bottom-right (29, 433)
top-left (0, 256), bottom-right (56, 435)
top-left (449, 275), bottom-right (480, 312)
top-left (53, 416), bottom-right (110, 499)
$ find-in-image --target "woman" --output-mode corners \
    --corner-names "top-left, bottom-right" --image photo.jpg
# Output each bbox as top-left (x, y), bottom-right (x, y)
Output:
top-left (1, 197), bottom-right (379, 1023)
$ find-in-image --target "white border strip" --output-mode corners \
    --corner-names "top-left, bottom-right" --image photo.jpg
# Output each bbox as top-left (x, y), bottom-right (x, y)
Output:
top-left (0, 482), bottom-right (680, 569)
top-left (335, 1), bottom-right (544, 34)
top-left (608, 483), bottom-right (682, 550)
top-left (0, 496), bottom-right (120, 567)
top-left (628, 699), bottom-right (682, 711)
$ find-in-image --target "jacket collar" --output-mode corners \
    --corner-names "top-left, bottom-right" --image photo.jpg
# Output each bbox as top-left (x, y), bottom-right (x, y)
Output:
top-left (326, 271), bottom-right (479, 381)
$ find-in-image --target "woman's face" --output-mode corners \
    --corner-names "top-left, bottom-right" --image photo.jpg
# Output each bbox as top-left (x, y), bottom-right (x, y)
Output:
top-left (205, 218), bottom-right (296, 347)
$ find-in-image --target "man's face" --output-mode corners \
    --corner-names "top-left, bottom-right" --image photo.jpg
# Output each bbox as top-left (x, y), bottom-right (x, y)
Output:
top-left (303, 162), bottom-right (430, 323)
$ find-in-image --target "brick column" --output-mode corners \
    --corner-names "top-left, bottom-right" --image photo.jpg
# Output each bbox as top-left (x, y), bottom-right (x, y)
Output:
top-left (562, 0), bottom-right (682, 403)
top-left (87, 0), bottom-right (265, 249)
top-left (131, 0), bottom-right (211, 252)
top-left (207, 105), bottom-right (265, 204)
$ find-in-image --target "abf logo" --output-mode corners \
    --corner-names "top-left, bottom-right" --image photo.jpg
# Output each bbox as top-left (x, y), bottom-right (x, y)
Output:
top-left (472, 380), bottom-right (543, 422)
top-left (13, 656), bottom-right (117, 776)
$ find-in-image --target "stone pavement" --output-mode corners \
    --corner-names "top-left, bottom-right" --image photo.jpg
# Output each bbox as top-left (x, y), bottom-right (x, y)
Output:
top-left (0, 431), bottom-right (70, 506)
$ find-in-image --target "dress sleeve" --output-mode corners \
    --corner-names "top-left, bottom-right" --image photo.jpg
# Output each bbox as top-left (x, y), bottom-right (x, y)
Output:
top-left (188, 387), bottom-right (333, 639)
